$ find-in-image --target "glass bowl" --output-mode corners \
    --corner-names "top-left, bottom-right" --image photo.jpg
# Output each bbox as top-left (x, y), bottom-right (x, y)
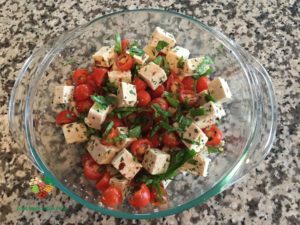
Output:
top-left (8, 9), bottom-right (277, 219)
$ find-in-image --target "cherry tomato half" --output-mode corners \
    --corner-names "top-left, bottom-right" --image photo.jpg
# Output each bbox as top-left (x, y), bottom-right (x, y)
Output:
top-left (96, 171), bottom-right (111, 192)
top-left (133, 77), bottom-right (148, 91)
top-left (74, 84), bottom-right (93, 101)
top-left (147, 133), bottom-right (161, 148)
top-left (73, 68), bottom-right (89, 85)
top-left (101, 186), bottom-right (123, 208)
top-left (75, 98), bottom-right (94, 113)
top-left (179, 89), bottom-right (198, 106)
top-left (130, 139), bottom-right (152, 161)
top-left (162, 132), bottom-right (180, 147)
top-left (150, 184), bottom-right (168, 206)
top-left (149, 85), bottom-right (165, 98)
top-left (151, 97), bottom-right (169, 110)
top-left (101, 128), bottom-right (119, 146)
top-left (203, 125), bottom-right (223, 146)
top-left (84, 159), bottom-right (104, 180)
top-left (182, 76), bottom-right (195, 91)
top-left (196, 76), bottom-right (210, 93)
top-left (165, 72), bottom-right (183, 93)
top-left (137, 90), bottom-right (151, 107)
top-left (129, 184), bottom-right (151, 209)
top-left (90, 67), bottom-right (108, 87)
top-left (56, 110), bottom-right (77, 125)
top-left (121, 39), bottom-right (129, 52)
top-left (116, 53), bottom-right (134, 71)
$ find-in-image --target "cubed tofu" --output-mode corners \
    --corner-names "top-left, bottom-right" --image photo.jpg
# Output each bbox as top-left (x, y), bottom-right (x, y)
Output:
top-left (53, 86), bottom-right (74, 104)
top-left (166, 46), bottom-right (190, 73)
top-left (143, 45), bottom-right (157, 60)
top-left (93, 46), bottom-right (115, 67)
top-left (108, 70), bottom-right (132, 87)
top-left (109, 176), bottom-right (130, 195)
top-left (115, 127), bottom-right (137, 149)
top-left (197, 90), bottom-right (209, 106)
top-left (112, 149), bottom-right (142, 180)
top-left (126, 51), bottom-right (149, 65)
top-left (183, 57), bottom-right (204, 76)
top-left (62, 122), bottom-right (88, 144)
top-left (84, 103), bottom-right (110, 130)
top-left (148, 27), bottom-right (176, 54)
top-left (180, 154), bottom-right (211, 177)
top-left (193, 101), bottom-right (226, 128)
top-left (208, 77), bottom-right (232, 102)
top-left (138, 62), bottom-right (167, 90)
top-left (117, 82), bottom-right (137, 107)
top-left (86, 137), bottom-right (121, 164)
top-left (142, 148), bottom-right (170, 175)
top-left (176, 122), bottom-right (208, 153)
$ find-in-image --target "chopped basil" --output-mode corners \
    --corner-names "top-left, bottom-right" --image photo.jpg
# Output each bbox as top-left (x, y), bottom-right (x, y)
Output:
top-left (163, 92), bottom-right (180, 108)
top-left (159, 120), bottom-right (179, 132)
top-left (177, 56), bottom-right (185, 68)
top-left (128, 125), bottom-right (141, 138)
top-left (205, 93), bottom-right (216, 102)
top-left (128, 43), bottom-right (144, 56)
top-left (91, 95), bottom-right (117, 109)
top-left (190, 108), bottom-right (206, 117)
top-left (114, 33), bottom-right (122, 54)
top-left (85, 127), bottom-right (98, 137)
top-left (102, 82), bottom-right (118, 95)
top-left (153, 56), bottom-right (170, 75)
top-left (207, 146), bottom-right (223, 153)
top-left (109, 133), bottom-right (128, 143)
top-left (150, 124), bottom-right (161, 137)
top-left (153, 56), bottom-right (163, 65)
top-left (177, 115), bottom-right (192, 131)
top-left (102, 121), bottom-right (114, 138)
top-left (151, 104), bottom-right (171, 118)
top-left (193, 56), bottom-right (214, 78)
top-left (155, 40), bottom-right (169, 52)
top-left (131, 63), bottom-right (140, 78)
top-left (114, 106), bottom-right (139, 119)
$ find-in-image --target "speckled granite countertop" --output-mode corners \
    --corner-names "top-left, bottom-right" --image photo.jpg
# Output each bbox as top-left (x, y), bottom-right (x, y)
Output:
top-left (0, 0), bottom-right (299, 224)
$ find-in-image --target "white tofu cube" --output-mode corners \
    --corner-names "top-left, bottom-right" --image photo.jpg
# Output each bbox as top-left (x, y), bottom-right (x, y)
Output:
top-left (208, 77), bottom-right (232, 102)
top-left (142, 148), bottom-right (170, 175)
top-left (183, 57), bottom-right (204, 76)
top-left (108, 70), bottom-right (132, 87)
top-left (180, 153), bottom-right (211, 177)
top-left (126, 51), bottom-right (149, 65)
top-left (112, 149), bottom-right (142, 180)
top-left (176, 122), bottom-right (208, 153)
top-left (138, 62), bottom-right (167, 90)
top-left (143, 45), bottom-right (157, 60)
top-left (62, 122), bottom-right (88, 144)
top-left (84, 103), bottom-right (110, 130)
top-left (197, 90), bottom-right (209, 106)
top-left (117, 82), bottom-right (137, 107)
top-left (86, 137), bottom-right (121, 164)
top-left (53, 86), bottom-right (74, 104)
top-left (148, 27), bottom-right (176, 54)
top-left (109, 176), bottom-right (130, 195)
top-left (193, 101), bottom-right (226, 129)
top-left (115, 127), bottom-right (137, 149)
top-left (166, 46), bottom-right (190, 73)
top-left (93, 46), bottom-right (115, 67)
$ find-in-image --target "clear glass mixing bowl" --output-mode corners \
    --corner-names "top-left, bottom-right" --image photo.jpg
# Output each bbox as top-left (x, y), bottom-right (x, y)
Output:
top-left (9, 9), bottom-right (277, 219)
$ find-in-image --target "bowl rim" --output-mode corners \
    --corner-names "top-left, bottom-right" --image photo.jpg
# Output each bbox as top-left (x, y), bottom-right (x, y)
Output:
top-left (20, 8), bottom-right (271, 219)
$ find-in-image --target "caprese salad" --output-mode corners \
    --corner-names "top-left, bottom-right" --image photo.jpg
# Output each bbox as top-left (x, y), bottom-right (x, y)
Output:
top-left (53, 27), bottom-right (232, 209)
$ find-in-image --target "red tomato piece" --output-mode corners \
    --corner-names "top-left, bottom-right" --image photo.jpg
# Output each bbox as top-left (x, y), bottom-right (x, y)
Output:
top-left (162, 132), bottom-right (180, 147)
top-left (165, 72), bottom-right (183, 93)
top-left (73, 68), bottom-right (89, 85)
top-left (105, 116), bottom-right (124, 128)
top-left (74, 84), bottom-right (93, 101)
top-left (196, 76), bottom-right (210, 93)
top-left (101, 128), bottom-right (119, 146)
top-left (121, 39), bottom-right (129, 52)
top-left (179, 89), bottom-right (198, 106)
top-left (129, 184), bottom-right (151, 209)
top-left (182, 76), bottom-right (195, 91)
top-left (55, 110), bottom-right (77, 125)
top-left (130, 139), bottom-right (152, 161)
top-left (116, 53), bottom-right (134, 71)
top-left (96, 171), bottom-right (111, 192)
top-left (203, 125), bottom-right (223, 146)
top-left (147, 133), bottom-right (161, 148)
top-left (101, 186), bottom-right (123, 208)
top-left (90, 67), bottom-right (108, 87)
top-left (137, 90), bottom-right (151, 107)
top-left (150, 184), bottom-right (168, 206)
top-left (149, 85), bottom-right (165, 98)
top-left (75, 98), bottom-right (94, 113)
top-left (133, 77), bottom-right (148, 91)
top-left (151, 97), bottom-right (169, 110)
top-left (84, 159), bottom-right (104, 180)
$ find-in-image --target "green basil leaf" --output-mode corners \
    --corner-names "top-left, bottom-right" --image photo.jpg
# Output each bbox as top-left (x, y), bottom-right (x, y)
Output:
top-left (114, 33), bottom-right (122, 54)
top-left (177, 56), bottom-right (185, 68)
top-left (205, 93), bottom-right (216, 103)
top-left (190, 108), bottom-right (206, 117)
top-left (150, 124), bottom-right (161, 137)
top-left (151, 104), bottom-right (171, 118)
top-left (193, 55), bottom-right (214, 78)
top-left (102, 82), bottom-right (118, 95)
top-left (131, 63), bottom-right (140, 78)
top-left (207, 146), bottom-right (223, 153)
top-left (128, 126), bottom-right (142, 138)
top-left (153, 56), bottom-right (163, 65)
top-left (164, 92), bottom-right (180, 107)
top-left (128, 43), bottom-right (144, 56)
top-left (177, 115), bottom-right (192, 131)
top-left (102, 121), bottom-right (114, 138)
top-left (91, 95), bottom-right (108, 109)
top-left (156, 40), bottom-right (169, 52)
